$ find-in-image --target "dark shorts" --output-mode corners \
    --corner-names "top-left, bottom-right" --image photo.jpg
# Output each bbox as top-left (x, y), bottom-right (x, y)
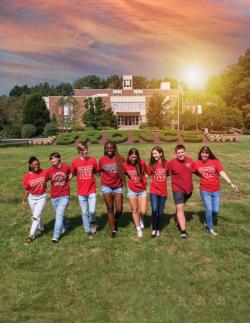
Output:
top-left (173, 191), bottom-right (192, 205)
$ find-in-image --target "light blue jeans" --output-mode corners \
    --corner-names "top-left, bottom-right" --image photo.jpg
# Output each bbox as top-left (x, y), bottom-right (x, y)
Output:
top-left (78, 193), bottom-right (96, 233)
top-left (51, 196), bottom-right (70, 239)
top-left (200, 190), bottom-right (220, 230)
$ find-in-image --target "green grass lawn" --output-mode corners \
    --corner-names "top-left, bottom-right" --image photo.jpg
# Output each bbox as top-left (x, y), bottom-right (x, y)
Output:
top-left (0, 142), bottom-right (249, 322)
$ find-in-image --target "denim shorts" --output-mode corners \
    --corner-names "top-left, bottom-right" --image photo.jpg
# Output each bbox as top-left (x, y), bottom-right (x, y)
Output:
top-left (101, 185), bottom-right (123, 194)
top-left (127, 188), bottom-right (147, 198)
top-left (173, 191), bottom-right (192, 205)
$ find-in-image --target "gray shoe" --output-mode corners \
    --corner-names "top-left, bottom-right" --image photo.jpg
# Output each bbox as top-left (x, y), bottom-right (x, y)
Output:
top-left (209, 229), bottom-right (218, 236)
top-left (90, 223), bottom-right (97, 234)
top-left (87, 232), bottom-right (94, 240)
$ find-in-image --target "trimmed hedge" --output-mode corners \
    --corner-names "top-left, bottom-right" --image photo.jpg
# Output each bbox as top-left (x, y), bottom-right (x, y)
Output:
top-left (21, 124), bottom-right (37, 138)
top-left (181, 131), bottom-right (201, 138)
top-left (57, 132), bottom-right (78, 145)
top-left (107, 131), bottom-right (128, 144)
top-left (79, 131), bottom-right (102, 144)
top-left (160, 132), bottom-right (178, 142)
top-left (133, 131), bottom-right (140, 143)
top-left (139, 131), bottom-right (154, 142)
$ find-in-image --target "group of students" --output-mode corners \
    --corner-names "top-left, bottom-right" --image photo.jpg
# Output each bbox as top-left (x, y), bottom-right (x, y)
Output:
top-left (22, 141), bottom-right (238, 244)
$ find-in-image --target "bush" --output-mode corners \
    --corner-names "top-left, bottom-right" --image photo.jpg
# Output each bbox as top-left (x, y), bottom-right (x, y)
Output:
top-left (0, 125), bottom-right (22, 138)
top-left (21, 124), bottom-right (37, 138)
top-left (139, 122), bottom-right (148, 129)
top-left (107, 131), bottom-right (128, 144)
top-left (57, 132), bottom-right (78, 145)
top-left (133, 131), bottom-right (140, 143)
top-left (162, 128), bottom-right (177, 136)
top-left (242, 129), bottom-right (250, 135)
top-left (160, 132), bottom-right (178, 142)
top-left (71, 126), bottom-right (85, 131)
top-left (79, 131), bottom-right (102, 144)
top-left (43, 123), bottom-right (57, 137)
top-left (139, 131), bottom-right (154, 142)
top-left (102, 127), bottom-right (116, 131)
top-left (181, 131), bottom-right (201, 137)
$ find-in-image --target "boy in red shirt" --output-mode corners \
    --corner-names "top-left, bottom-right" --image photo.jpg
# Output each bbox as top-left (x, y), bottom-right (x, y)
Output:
top-left (46, 152), bottom-right (70, 243)
top-left (71, 143), bottom-right (99, 239)
top-left (169, 145), bottom-right (193, 238)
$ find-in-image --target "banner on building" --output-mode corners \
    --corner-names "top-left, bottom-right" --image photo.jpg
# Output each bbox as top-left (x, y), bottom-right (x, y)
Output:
top-left (197, 105), bottom-right (202, 114)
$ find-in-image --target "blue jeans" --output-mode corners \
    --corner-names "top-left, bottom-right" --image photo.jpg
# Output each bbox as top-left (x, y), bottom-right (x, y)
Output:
top-left (78, 193), bottom-right (96, 233)
top-left (51, 196), bottom-right (70, 239)
top-left (200, 190), bottom-right (220, 230)
top-left (150, 194), bottom-right (167, 231)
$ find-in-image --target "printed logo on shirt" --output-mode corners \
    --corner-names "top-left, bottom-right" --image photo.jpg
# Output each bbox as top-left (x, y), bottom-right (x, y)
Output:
top-left (52, 171), bottom-right (67, 186)
top-left (185, 163), bottom-right (191, 168)
top-left (198, 166), bottom-right (217, 178)
top-left (78, 166), bottom-right (93, 179)
top-left (127, 170), bottom-right (141, 183)
top-left (29, 177), bottom-right (46, 189)
top-left (103, 164), bottom-right (117, 173)
top-left (153, 169), bottom-right (166, 181)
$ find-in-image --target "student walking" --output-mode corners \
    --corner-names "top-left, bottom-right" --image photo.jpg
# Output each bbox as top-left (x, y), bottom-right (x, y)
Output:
top-left (46, 152), bottom-right (70, 243)
top-left (148, 146), bottom-right (169, 238)
top-left (193, 146), bottom-right (238, 236)
top-left (22, 157), bottom-right (47, 245)
top-left (123, 148), bottom-right (148, 238)
top-left (71, 143), bottom-right (99, 240)
top-left (99, 141), bottom-right (126, 238)
top-left (168, 145), bottom-right (193, 239)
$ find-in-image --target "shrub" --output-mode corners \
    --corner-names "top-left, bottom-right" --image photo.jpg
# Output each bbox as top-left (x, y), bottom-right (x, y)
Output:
top-left (242, 129), bottom-right (250, 135)
top-left (160, 132), bottom-right (178, 142)
top-left (139, 122), bottom-right (148, 129)
top-left (181, 131), bottom-right (201, 137)
top-left (162, 128), bottom-right (177, 136)
top-left (107, 131), bottom-right (128, 144)
top-left (0, 125), bottom-right (22, 138)
top-left (139, 131), bottom-right (154, 142)
top-left (71, 126), bottom-right (85, 131)
top-left (133, 131), bottom-right (140, 143)
top-left (21, 124), bottom-right (37, 138)
top-left (43, 123), bottom-right (57, 137)
top-left (79, 131), bottom-right (102, 144)
top-left (57, 132), bottom-right (78, 145)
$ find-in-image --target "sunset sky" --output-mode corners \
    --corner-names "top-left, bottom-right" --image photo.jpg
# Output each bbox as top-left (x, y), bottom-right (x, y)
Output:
top-left (0, 0), bottom-right (249, 94)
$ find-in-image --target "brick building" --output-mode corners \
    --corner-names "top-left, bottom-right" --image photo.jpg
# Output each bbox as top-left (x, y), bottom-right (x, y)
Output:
top-left (43, 75), bottom-right (178, 129)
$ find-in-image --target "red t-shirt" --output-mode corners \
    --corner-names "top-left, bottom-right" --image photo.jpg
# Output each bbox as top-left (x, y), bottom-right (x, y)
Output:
top-left (99, 155), bottom-right (125, 188)
top-left (193, 159), bottom-right (223, 192)
top-left (71, 156), bottom-right (98, 195)
top-left (148, 161), bottom-right (168, 196)
top-left (46, 163), bottom-right (70, 198)
top-left (169, 157), bottom-right (193, 194)
top-left (123, 160), bottom-right (147, 192)
top-left (23, 169), bottom-right (47, 195)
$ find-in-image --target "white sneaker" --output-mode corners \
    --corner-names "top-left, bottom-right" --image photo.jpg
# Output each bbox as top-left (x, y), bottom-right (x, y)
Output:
top-left (203, 222), bottom-right (208, 228)
top-left (137, 228), bottom-right (143, 238)
top-left (51, 237), bottom-right (59, 243)
top-left (139, 217), bottom-right (144, 230)
top-left (209, 229), bottom-right (218, 236)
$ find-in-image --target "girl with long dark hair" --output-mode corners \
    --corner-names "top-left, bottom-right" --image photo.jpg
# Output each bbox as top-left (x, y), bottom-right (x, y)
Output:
top-left (99, 141), bottom-right (126, 238)
top-left (148, 146), bottom-right (169, 238)
top-left (123, 148), bottom-right (148, 238)
top-left (193, 146), bottom-right (238, 236)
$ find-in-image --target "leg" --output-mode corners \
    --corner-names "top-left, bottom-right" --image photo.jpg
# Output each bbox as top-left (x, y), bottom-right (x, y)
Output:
top-left (113, 193), bottom-right (123, 231)
top-left (29, 196), bottom-right (47, 237)
top-left (78, 195), bottom-right (91, 233)
top-left (128, 197), bottom-right (140, 227)
top-left (176, 203), bottom-right (186, 231)
top-left (200, 191), bottom-right (213, 230)
top-left (52, 197), bottom-right (69, 239)
top-left (212, 191), bottom-right (220, 226)
top-left (150, 194), bottom-right (158, 233)
top-left (103, 193), bottom-right (115, 231)
top-left (157, 196), bottom-right (167, 231)
top-left (88, 193), bottom-right (97, 223)
top-left (138, 195), bottom-right (147, 218)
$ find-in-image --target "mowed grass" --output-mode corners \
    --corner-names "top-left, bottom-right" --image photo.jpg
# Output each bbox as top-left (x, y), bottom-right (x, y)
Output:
top-left (0, 142), bottom-right (249, 322)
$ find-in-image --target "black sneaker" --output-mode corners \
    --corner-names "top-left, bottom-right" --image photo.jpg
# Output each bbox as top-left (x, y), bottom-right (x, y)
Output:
top-left (180, 230), bottom-right (188, 239)
top-left (87, 232), bottom-right (94, 240)
top-left (111, 230), bottom-right (117, 238)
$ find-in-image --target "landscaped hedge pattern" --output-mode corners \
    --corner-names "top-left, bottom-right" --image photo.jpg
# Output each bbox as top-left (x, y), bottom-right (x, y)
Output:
top-left (57, 132), bottom-right (78, 145)
top-left (106, 131), bottom-right (128, 144)
top-left (181, 130), bottom-right (202, 143)
top-left (139, 131), bottom-right (154, 142)
top-left (133, 131), bottom-right (140, 143)
top-left (79, 131), bottom-right (102, 144)
top-left (160, 131), bottom-right (178, 142)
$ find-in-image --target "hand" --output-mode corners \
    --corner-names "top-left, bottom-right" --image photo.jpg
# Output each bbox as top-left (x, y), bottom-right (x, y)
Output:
top-left (21, 200), bottom-right (26, 209)
top-left (230, 183), bottom-right (238, 192)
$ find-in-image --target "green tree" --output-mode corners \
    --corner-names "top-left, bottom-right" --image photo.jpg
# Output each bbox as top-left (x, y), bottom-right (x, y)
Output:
top-left (133, 76), bottom-right (148, 89)
top-left (84, 97), bottom-right (117, 129)
top-left (22, 94), bottom-right (49, 134)
top-left (73, 75), bottom-right (105, 89)
top-left (180, 110), bottom-right (196, 130)
top-left (105, 75), bottom-right (122, 89)
top-left (146, 93), bottom-right (167, 129)
top-left (226, 108), bottom-right (244, 131)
